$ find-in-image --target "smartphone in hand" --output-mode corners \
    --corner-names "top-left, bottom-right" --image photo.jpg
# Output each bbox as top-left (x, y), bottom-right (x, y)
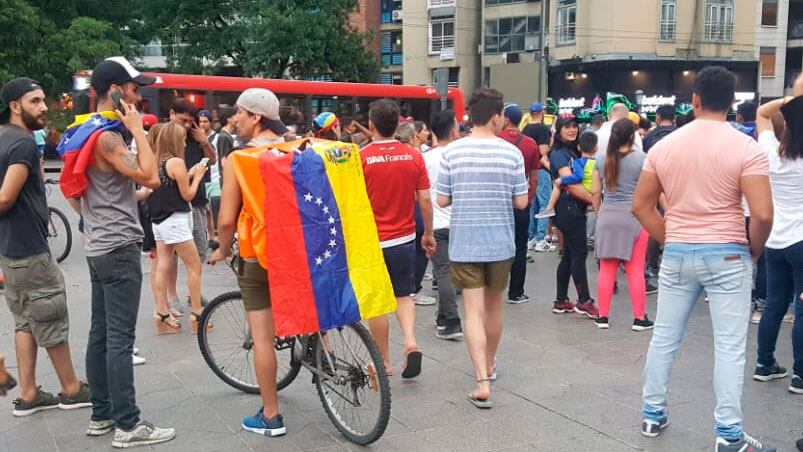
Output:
top-left (199, 157), bottom-right (210, 167)
top-left (110, 91), bottom-right (124, 112)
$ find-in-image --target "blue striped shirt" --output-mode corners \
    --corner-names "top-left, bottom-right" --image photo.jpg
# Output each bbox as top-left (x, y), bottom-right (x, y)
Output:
top-left (436, 137), bottom-right (528, 262)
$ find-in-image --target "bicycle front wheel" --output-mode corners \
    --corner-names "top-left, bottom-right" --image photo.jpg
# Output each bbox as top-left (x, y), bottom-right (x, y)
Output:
top-left (47, 207), bottom-right (72, 263)
top-left (314, 322), bottom-right (391, 445)
top-left (198, 291), bottom-right (299, 394)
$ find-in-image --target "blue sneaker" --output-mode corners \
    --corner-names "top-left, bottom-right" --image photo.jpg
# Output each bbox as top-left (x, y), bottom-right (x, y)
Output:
top-left (242, 409), bottom-right (286, 437)
top-left (641, 417), bottom-right (668, 437)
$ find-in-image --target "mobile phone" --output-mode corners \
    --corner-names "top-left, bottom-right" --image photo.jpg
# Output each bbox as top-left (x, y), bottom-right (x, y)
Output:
top-left (110, 91), bottom-right (124, 112)
top-left (199, 157), bottom-right (210, 167)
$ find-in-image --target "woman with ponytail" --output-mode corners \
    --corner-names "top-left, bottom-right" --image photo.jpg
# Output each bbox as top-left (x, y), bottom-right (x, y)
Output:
top-left (591, 118), bottom-right (654, 331)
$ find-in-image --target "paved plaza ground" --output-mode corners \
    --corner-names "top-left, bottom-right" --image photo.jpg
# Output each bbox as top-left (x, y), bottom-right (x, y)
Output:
top-left (1, 195), bottom-right (800, 451)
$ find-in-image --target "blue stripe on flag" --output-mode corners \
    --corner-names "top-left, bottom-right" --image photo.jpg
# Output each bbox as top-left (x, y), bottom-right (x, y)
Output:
top-left (290, 150), bottom-right (361, 331)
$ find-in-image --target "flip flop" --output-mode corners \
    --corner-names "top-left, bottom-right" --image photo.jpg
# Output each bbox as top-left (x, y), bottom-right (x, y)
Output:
top-left (401, 350), bottom-right (422, 379)
top-left (467, 393), bottom-right (492, 409)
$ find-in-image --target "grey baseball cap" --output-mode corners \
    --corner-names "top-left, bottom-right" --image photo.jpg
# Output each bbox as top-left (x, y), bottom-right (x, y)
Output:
top-left (236, 88), bottom-right (288, 135)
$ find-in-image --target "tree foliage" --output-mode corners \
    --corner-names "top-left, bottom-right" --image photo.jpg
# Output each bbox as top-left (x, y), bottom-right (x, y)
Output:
top-left (137, 0), bottom-right (381, 81)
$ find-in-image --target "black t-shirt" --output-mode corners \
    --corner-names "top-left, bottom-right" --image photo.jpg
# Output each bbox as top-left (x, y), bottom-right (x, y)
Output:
top-left (522, 123), bottom-right (551, 146)
top-left (549, 146), bottom-right (586, 217)
top-left (642, 125), bottom-right (676, 153)
top-left (184, 136), bottom-right (210, 207)
top-left (215, 130), bottom-right (235, 160)
top-left (0, 125), bottom-right (49, 257)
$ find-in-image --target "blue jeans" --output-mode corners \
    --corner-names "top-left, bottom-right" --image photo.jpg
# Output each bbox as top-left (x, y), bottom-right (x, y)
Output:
top-left (85, 243), bottom-right (142, 430)
top-left (529, 168), bottom-right (552, 241)
top-left (642, 243), bottom-right (752, 441)
top-left (757, 240), bottom-right (803, 377)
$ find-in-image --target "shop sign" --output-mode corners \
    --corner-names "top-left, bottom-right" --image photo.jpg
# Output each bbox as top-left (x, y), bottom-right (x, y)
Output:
top-left (732, 92), bottom-right (755, 111)
top-left (641, 95), bottom-right (676, 114)
top-left (557, 97), bottom-right (586, 116)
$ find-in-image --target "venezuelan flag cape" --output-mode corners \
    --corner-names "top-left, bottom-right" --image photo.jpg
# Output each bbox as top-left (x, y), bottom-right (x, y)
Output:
top-left (259, 141), bottom-right (396, 337)
top-left (56, 111), bottom-right (123, 198)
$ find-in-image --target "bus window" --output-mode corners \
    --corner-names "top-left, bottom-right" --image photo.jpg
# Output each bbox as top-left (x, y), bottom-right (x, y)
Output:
top-left (401, 98), bottom-right (435, 123)
top-left (279, 96), bottom-right (307, 134)
top-left (354, 97), bottom-right (383, 126)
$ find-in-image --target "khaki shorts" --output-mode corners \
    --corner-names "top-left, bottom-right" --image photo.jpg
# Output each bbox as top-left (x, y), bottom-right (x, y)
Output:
top-left (0, 253), bottom-right (69, 348)
top-left (450, 259), bottom-right (514, 292)
top-left (237, 260), bottom-right (272, 311)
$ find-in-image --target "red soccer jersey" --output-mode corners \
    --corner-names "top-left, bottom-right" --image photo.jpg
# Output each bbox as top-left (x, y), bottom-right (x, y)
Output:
top-left (360, 140), bottom-right (430, 247)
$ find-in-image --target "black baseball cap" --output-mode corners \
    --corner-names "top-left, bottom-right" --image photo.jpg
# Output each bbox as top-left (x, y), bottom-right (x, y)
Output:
top-left (91, 57), bottom-right (156, 95)
top-left (0, 77), bottom-right (43, 124)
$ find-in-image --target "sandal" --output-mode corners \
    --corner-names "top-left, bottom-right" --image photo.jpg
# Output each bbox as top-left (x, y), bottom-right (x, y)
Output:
top-left (154, 312), bottom-right (181, 335)
top-left (401, 350), bottom-right (422, 379)
top-left (467, 378), bottom-right (493, 409)
top-left (190, 312), bottom-right (213, 335)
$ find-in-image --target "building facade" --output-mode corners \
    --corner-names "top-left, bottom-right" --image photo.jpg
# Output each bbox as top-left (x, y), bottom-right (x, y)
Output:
top-left (546, 0), bottom-right (760, 111)
top-left (755, 0), bottom-right (788, 99)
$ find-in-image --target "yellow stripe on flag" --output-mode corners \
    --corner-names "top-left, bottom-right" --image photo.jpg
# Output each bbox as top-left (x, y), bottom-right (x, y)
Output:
top-left (313, 142), bottom-right (396, 320)
top-left (67, 111), bottom-right (120, 130)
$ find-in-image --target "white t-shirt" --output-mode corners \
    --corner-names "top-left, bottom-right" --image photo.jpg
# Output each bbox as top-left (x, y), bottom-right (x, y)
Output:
top-left (594, 120), bottom-right (643, 161)
top-left (761, 130), bottom-right (803, 249)
top-left (423, 145), bottom-right (451, 230)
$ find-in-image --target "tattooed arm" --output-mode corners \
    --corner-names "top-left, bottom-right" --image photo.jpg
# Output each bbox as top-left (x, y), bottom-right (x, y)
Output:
top-left (95, 131), bottom-right (160, 189)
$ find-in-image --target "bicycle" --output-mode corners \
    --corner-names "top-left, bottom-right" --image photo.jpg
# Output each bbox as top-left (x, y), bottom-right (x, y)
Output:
top-left (44, 179), bottom-right (72, 263)
top-left (197, 243), bottom-right (391, 445)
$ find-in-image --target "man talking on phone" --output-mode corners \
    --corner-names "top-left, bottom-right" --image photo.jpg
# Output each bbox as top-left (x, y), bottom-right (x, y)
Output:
top-left (83, 56), bottom-right (176, 447)
top-left (168, 99), bottom-right (216, 307)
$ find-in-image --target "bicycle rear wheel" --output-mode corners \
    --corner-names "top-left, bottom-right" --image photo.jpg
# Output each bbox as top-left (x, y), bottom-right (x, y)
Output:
top-left (198, 291), bottom-right (300, 393)
top-left (314, 322), bottom-right (391, 445)
top-left (47, 207), bottom-right (72, 263)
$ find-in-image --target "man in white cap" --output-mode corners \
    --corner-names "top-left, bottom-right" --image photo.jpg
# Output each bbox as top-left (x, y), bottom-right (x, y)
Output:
top-left (209, 88), bottom-right (288, 438)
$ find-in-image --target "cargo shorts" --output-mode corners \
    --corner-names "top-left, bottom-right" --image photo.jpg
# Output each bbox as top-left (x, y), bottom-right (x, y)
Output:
top-left (0, 252), bottom-right (69, 348)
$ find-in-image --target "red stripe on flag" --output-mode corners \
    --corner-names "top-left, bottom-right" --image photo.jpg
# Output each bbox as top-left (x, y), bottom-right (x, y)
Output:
top-left (59, 130), bottom-right (101, 198)
top-left (259, 151), bottom-right (320, 336)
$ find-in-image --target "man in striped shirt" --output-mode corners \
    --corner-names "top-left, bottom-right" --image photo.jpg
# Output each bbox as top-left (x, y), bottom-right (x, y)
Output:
top-left (436, 88), bottom-right (528, 409)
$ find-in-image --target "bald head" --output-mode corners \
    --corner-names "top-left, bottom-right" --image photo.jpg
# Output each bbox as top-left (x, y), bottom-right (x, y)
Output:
top-left (609, 103), bottom-right (629, 120)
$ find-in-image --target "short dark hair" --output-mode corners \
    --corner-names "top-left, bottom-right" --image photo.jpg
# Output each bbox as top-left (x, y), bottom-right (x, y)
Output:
top-left (171, 98), bottom-right (198, 117)
top-left (468, 88), bottom-right (504, 126)
top-left (737, 101), bottom-right (757, 121)
top-left (639, 117), bottom-right (652, 130)
top-left (693, 66), bottom-right (735, 113)
top-left (430, 109), bottom-right (456, 141)
top-left (591, 115), bottom-right (605, 126)
top-left (578, 131), bottom-right (598, 154)
top-left (219, 106), bottom-right (236, 125)
top-left (655, 104), bottom-right (675, 122)
top-left (369, 98), bottom-right (400, 138)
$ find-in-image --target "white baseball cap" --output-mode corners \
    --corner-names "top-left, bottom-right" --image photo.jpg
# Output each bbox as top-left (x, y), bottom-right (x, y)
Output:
top-left (236, 88), bottom-right (288, 135)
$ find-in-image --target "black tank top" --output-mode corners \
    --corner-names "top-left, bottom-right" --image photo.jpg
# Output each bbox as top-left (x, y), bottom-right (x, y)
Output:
top-left (147, 157), bottom-right (191, 224)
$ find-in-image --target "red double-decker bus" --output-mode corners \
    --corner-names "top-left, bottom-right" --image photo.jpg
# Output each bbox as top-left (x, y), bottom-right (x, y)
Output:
top-left (72, 72), bottom-right (464, 133)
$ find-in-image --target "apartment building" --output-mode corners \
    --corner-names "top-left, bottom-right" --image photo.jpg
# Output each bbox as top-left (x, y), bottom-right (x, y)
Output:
top-left (401, 0), bottom-right (482, 99)
top-left (783, 0), bottom-right (803, 95)
top-left (755, 0), bottom-right (788, 99)
top-left (547, 0), bottom-right (760, 110)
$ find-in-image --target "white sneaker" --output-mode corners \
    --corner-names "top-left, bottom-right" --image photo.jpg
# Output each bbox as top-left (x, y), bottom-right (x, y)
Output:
top-left (534, 240), bottom-right (556, 252)
top-left (527, 238), bottom-right (539, 250)
top-left (414, 293), bottom-right (437, 306)
top-left (132, 354), bottom-right (146, 366)
top-left (87, 419), bottom-right (115, 436)
top-left (112, 421), bottom-right (175, 448)
top-left (133, 347), bottom-right (140, 355)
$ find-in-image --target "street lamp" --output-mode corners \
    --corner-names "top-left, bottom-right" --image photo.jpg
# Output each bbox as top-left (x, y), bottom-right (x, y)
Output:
top-left (635, 89), bottom-right (644, 114)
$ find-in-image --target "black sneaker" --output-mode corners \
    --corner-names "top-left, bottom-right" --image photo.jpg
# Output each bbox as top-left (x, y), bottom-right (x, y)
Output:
top-left (436, 323), bottom-right (463, 340)
top-left (790, 374), bottom-right (803, 394)
top-left (715, 433), bottom-right (776, 452)
top-left (797, 435), bottom-right (803, 452)
top-left (645, 282), bottom-right (658, 295)
top-left (595, 316), bottom-right (610, 329)
top-left (507, 294), bottom-right (531, 304)
top-left (59, 381), bottom-right (92, 410)
top-left (641, 417), bottom-right (668, 437)
top-left (435, 315), bottom-right (446, 331)
top-left (753, 362), bottom-right (788, 382)
top-left (12, 387), bottom-right (60, 417)
top-left (633, 316), bottom-right (655, 332)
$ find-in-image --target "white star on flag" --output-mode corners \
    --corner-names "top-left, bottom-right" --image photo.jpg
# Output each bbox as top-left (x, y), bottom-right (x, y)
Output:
top-left (328, 216), bottom-right (335, 224)
top-left (329, 239), bottom-right (336, 247)
top-left (330, 227), bottom-right (337, 235)
top-left (91, 117), bottom-right (102, 126)
top-left (323, 250), bottom-right (332, 259)
top-left (304, 193), bottom-right (313, 202)
top-left (315, 197), bottom-right (323, 205)
top-left (315, 256), bottom-right (323, 265)
top-left (322, 206), bottom-right (329, 214)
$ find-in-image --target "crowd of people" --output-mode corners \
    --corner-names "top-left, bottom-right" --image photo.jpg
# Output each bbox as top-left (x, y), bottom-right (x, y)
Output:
top-left (0, 56), bottom-right (801, 451)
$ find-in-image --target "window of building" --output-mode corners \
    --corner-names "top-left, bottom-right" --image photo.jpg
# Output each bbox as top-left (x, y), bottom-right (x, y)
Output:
top-left (379, 72), bottom-right (403, 85)
top-left (482, 67), bottom-right (491, 88)
top-left (380, 31), bottom-right (403, 66)
top-left (381, 0), bottom-right (402, 24)
top-left (432, 67), bottom-right (460, 87)
top-left (485, 0), bottom-right (526, 5)
top-left (429, 17), bottom-right (455, 54)
top-left (556, 0), bottom-right (576, 45)
top-left (762, 0), bottom-right (778, 26)
top-left (485, 16), bottom-right (540, 54)
top-left (704, 0), bottom-right (733, 42)
top-left (659, 0), bottom-right (677, 41)
top-left (761, 47), bottom-right (776, 76)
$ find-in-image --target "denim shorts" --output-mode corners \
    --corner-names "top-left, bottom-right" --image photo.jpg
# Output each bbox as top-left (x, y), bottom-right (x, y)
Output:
top-left (381, 240), bottom-right (416, 297)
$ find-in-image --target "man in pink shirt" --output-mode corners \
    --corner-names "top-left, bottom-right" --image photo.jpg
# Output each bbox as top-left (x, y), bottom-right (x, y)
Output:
top-left (632, 66), bottom-right (775, 451)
